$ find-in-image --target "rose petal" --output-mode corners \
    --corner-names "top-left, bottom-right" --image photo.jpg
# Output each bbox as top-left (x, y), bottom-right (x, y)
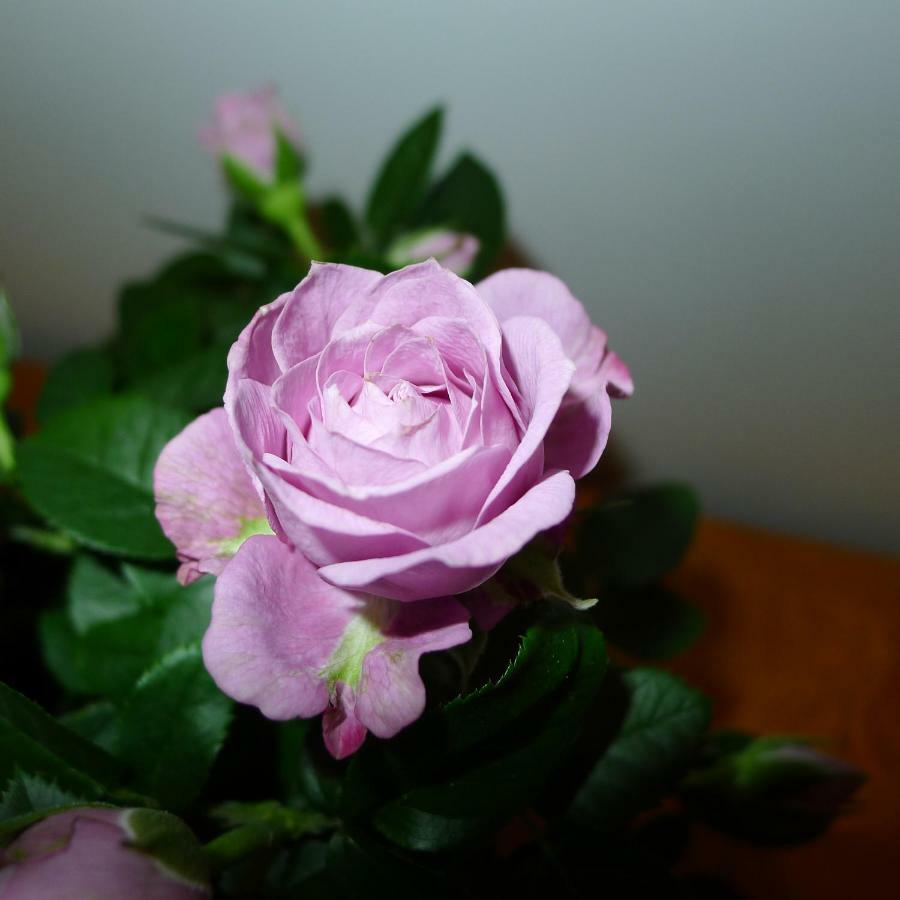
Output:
top-left (202, 535), bottom-right (470, 757)
top-left (272, 263), bottom-right (383, 371)
top-left (318, 469), bottom-right (575, 600)
top-left (477, 316), bottom-right (574, 523)
top-left (154, 409), bottom-right (270, 584)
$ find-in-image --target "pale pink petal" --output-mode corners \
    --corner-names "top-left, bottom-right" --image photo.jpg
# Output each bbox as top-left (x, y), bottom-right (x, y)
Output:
top-left (254, 462), bottom-right (430, 566)
top-left (318, 470), bottom-right (575, 600)
top-left (154, 409), bottom-right (269, 584)
top-left (271, 263), bottom-right (382, 371)
top-left (202, 535), bottom-right (351, 720)
top-left (266, 444), bottom-right (510, 544)
top-left (477, 269), bottom-right (633, 478)
top-left (202, 535), bottom-right (471, 758)
top-left (478, 316), bottom-right (574, 523)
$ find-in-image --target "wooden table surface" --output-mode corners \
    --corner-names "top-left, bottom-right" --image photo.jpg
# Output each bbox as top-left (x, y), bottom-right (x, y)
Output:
top-left (667, 519), bottom-right (900, 898)
top-left (8, 363), bottom-right (899, 894)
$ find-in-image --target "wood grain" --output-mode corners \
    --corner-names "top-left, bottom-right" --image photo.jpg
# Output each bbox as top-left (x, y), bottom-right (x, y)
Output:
top-left (668, 518), bottom-right (900, 897)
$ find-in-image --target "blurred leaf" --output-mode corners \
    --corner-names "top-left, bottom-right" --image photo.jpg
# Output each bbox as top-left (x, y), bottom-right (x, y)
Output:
top-left (17, 395), bottom-right (190, 558)
top-left (594, 586), bottom-right (706, 660)
top-left (58, 702), bottom-right (119, 753)
top-left (347, 615), bottom-right (607, 851)
top-left (568, 668), bottom-right (710, 833)
top-left (365, 107), bottom-right (443, 246)
top-left (0, 290), bottom-right (18, 478)
top-left (319, 197), bottom-right (360, 254)
top-left (223, 155), bottom-right (269, 201)
top-left (416, 152), bottom-right (505, 280)
top-left (113, 645), bottom-right (232, 810)
top-left (275, 130), bottom-right (305, 183)
top-left (131, 342), bottom-right (229, 413)
top-left (0, 681), bottom-right (124, 797)
top-left (37, 347), bottom-right (116, 424)
top-left (567, 483), bottom-right (700, 590)
top-left (41, 563), bottom-right (213, 699)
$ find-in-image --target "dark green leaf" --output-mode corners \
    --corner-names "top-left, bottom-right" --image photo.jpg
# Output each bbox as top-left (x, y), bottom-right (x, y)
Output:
top-left (348, 615), bottom-right (607, 851)
top-left (594, 586), bottom-right (706, 660)
top-left (131, 343), bottom-right (229, 413)
top-left (42, 565), bottom-right (214, 699)
top-left (37, 347), bottom-right (115, 424)
top-left (568, 668), bottom-right (711, 832)
top-left (567, 483), bottom-right (700, 590)
top-left (0, 681), bottom-right (123, 797)
top-left (113, 646), bottom-right (232, 810)
top-left (415, 152), bottom-right (505, 280)
top-left (58, 702), bottom-right (119, 753)
top-left (365, 107), bottom-right (443, 246)
top-left (17, 395), bottom-right (190, 558)
top-left (0, 772), bottom-right (96, 843)
top-left (326, 831), bottom-right (457, 900)
top-left (319, 197), bottom-right (360, 253)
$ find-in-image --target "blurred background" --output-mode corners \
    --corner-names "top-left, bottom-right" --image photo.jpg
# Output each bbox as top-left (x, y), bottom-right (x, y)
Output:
top-left (1, 0), bottom-right (898, 553)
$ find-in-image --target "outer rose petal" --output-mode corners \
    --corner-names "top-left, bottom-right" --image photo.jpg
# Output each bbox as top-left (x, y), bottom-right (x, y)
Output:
top-left (477, 268), bottom-right (633, 478)
top-left (153, 409), bottom-right (270, 585)
top-left (271, 263), bottom-right (383, 371)
top-left (319, 469), bottom-right (575, 600)
top-left (202, 535), bottom-right (471, 758)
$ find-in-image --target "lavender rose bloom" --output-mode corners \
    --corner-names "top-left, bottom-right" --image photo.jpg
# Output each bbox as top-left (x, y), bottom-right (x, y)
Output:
top-left (0, 809), bottom-right (210, 899)
top-left (198, 86), bottom-right (302, 181)
top-left (155, 260), bottom-right (629, 755)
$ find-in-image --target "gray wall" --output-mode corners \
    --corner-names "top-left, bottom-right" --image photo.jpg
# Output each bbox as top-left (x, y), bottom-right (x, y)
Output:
top-left (1, 1), bottom-right (898, 553)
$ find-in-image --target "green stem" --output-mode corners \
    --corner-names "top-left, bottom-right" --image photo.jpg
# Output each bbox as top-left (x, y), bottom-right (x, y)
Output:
top-left (203, 808), bottom-right (336, 873)
top-left (285, 214), bottom-right (325, 262)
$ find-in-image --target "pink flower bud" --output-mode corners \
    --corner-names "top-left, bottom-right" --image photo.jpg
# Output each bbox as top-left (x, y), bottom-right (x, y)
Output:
top-left (0, 808), bottom-right (210, 899)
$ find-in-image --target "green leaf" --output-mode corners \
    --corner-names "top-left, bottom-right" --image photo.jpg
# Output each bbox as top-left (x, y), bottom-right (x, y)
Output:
top-left (58, 702), bottom-right (120, 753)
top-left (37, 347), bottom-right (115, 424)
top-left (223, 154), bottom-right (269, 201)
top-left (594, 586), bottom-right (706, 660)
top-left (0, 681), bottom-right (124, 797)
top-left (0, 772), bottom-right (81, 820)
top-left (567, 483), bottom-right (700, 590)
top-left (365, 107), bottom-right (443, 246)
top-left (130, 343), bottom-right (229, 413)
top-left (347, 615), bottom-right (607, 851)
top-left (113, 646), bottom-right (232, 810)
top-left (0, 289), bottom-right (19, 371)
top-left (0, 772), bottom-right (95, 843)
top-left (0, 290), bottom-right (18, 478)
top-left (568, 668), bottom-right (711, 832)
top-left (274, 130), bottom-right (305, 183)
top-left (416, 152), bottom-right (505, 280)
top-left (17, 395), bottom-right (190, 558)
top-left (41, 563), bottom-right (214, 699)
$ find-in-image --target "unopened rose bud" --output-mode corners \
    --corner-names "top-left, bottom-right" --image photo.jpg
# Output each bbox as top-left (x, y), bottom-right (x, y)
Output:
top-left (198, 86), bottom-right (302, 182)
top-left (681, 735), bottom-right (865, 844)
top-left (0, 807), bottom-right (211, 899)
top-left (387, 229), bottom-right (480, 275)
